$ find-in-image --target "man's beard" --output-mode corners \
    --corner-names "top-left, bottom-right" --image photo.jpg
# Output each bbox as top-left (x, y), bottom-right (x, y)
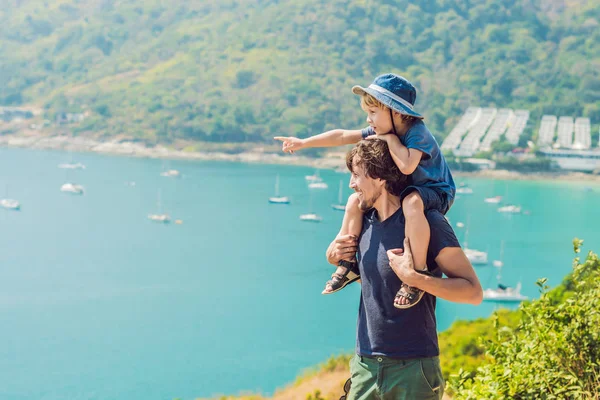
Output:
top-left (358, 187), bottom-right (382, 212)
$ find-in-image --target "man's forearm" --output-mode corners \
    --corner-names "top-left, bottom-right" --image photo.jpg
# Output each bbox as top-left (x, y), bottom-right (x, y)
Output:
top-left (410, 273), bottom-right (483, 305)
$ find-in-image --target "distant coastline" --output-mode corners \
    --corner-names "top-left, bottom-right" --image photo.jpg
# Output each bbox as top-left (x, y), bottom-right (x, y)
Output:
top-left (2, 132), bottom-right (600, 184)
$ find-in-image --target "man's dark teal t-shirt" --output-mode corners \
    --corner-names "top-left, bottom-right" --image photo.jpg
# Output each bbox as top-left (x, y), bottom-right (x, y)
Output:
top-left (356, 207), bottom-right (460, 358)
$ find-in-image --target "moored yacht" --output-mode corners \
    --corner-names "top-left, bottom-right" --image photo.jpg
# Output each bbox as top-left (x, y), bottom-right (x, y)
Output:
top-left (308, 181), bottom-right (328, 189)
top-left (299, 213), bottom-right (323, 222)
top-left (331, 180), bottom-right (346, 211)
top-left (0, 198), bottom-right (20, 210)
top-left (484, 196), bottom-right (502, 204)
top-left (464, 248), bottom-right (488, 265)
top-left (483, 241), bottom-right (528, 302)
top-left (58, 162), bottom-right (86, 169)
top-left (160, 169), bottom-right (181, 178)
top-left (268, 174), bottom-right (290, 204)
top-left (148, 213), bottom-right (171, 223)
top-left (60, 183), bottom-right (84, 195)
top-left (483, 282), bottom-right (528, 302)
top-left (498, 204), bottom-right (521, 213)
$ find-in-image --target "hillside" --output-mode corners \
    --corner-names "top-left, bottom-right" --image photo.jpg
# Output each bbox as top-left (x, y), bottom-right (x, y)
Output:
top-left (1, 0), bottom-right (599, 145)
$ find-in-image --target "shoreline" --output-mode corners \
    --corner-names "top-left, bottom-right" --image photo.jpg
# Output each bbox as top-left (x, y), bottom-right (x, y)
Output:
top-left (2, 133), bottom-right (600, 184)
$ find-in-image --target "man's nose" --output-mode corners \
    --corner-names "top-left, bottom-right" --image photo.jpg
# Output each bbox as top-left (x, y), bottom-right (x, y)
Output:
top-left (366, 115), bottom-right (372, 124)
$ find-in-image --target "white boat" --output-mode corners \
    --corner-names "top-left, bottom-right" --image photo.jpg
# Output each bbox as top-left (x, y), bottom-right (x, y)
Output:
top-left (0, 198), bottom-right (20, 210)
top-left (268, 174), bottom-right (290, 204)
top-left (484, 196), bottom-right (502, 204)
top-left (58, 162), bottom-right (86, 169)
top-left (160, 169), bottom-right (181, 178)
top-left (58, 151), bottom-right (86, 170)
top-left (331, 180), bottom-right (346, 211)
top-left (299, 213), bottom-right (323, 222)
top-left (300, 191), bottom-right (322, 222)
top-left (148, 213), bottom-right (171, 223)
top-left (60, 183), bottom-right (84, 195)
top-left (308, 181), bottom-right (328, 189)
top-left (465, 248), bottom-right (488, 265)
top-left (463, 217), bottom-right (488, 265)
top-left (456, 187), bottom-right (473, 194)
top-left (498, 204), bottom-right (521, 213)
top-left (483, 242), bottom-right (528, 302)
top-left (456, 222), bottom-right (465, 228)
top-left (148, 189), bottom-right (170, 223)
top-left (483, 282), bottom-right (528, 302)
top-left (305, 170), bottom-right (321, 182)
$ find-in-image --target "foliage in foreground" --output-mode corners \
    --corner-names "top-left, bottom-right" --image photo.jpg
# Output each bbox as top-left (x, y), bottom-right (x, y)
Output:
top-left (450, 239), bottom-right (600, 399)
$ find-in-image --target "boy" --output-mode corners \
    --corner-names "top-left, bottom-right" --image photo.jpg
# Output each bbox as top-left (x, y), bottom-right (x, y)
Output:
top-left (275, 73), bottom-right (455, 309)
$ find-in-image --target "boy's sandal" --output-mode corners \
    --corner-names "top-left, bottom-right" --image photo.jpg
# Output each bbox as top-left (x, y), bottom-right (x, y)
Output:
top-left (323, 260), bottom-right (360, 294)
top-left (393, 269), bottom-right (434, 309)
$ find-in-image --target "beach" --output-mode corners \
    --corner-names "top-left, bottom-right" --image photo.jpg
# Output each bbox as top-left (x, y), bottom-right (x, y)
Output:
top-left (2, 132), bottom-right (600, 184)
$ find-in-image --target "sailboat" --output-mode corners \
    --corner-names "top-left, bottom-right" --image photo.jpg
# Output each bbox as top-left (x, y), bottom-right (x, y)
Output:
top-left (1, 186), bottom-right (21, 210)
top-left (496, 182), bottom-right (521, 213)
top-left (60, 183), bottom-right (84, 195)
top-left (159, 160), bottom-right (181, 178)
top-left (305, 170), bottom-right (321, 182)
top-left (300, 191), bottom-right (322, 222)
top-left (497, 204), bottom-right (521, 214)
top-left (331, 180), bottom-right (346, 211)
top-left (58, 150), bottom-right (86, 169)
top-left (148, 189), bottom-right (171, 223)
top-left (483, 241), bottom-right (528, 302)
top-left (463, 217), bottom-right (488, 265)
top-left (268, 174), bottom-right (290, 204)
top-left (0, 198), bottom-right (20, 211)
top-left (60, 162), bottom-right (84, 194)
top-left (484, 196), bottom-right (502, 204)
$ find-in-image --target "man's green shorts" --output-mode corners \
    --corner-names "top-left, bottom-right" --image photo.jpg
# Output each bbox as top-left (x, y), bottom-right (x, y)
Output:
top-left (347, 354), bottom-right (444, 400)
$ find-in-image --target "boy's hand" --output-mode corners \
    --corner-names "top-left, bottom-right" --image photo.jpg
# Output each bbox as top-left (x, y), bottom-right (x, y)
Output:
top-left (274, 136), bottom-right (305, 154)
top-left (367, 133), bottom-right (396, 144)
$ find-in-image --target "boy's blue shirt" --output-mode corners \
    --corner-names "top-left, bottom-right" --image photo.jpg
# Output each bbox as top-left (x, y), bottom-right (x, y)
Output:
top-left (361, 121), bottom-right (455, 200)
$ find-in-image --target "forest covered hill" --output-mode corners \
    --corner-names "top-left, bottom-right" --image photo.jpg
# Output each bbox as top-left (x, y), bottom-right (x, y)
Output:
top-left (1, 0), bottom-right (599, 145)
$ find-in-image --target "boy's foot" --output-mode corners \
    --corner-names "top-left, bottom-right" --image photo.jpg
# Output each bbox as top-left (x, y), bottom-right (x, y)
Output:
top-left (394, 284), bottom-right (425, 308)
top-left (322, 260), bottom-right (360, 294)
top-left (393, 268), bottom-right (432, 309)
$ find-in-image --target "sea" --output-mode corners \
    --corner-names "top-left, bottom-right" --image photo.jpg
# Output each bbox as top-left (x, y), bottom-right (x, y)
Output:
top-left (1, 147), bottom-right (599, 400)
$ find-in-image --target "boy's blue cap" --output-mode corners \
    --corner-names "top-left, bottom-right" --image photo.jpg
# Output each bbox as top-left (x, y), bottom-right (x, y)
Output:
top-left (352, 73), bottom-right (423, 119)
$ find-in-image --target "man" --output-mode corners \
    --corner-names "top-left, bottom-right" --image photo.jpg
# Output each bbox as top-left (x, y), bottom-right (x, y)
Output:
top-left (327, 139), bottom-right (483, 400)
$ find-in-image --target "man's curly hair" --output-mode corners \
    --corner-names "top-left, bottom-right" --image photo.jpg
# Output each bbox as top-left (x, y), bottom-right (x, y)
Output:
top-left (346, 139), bottom-right (410, 196)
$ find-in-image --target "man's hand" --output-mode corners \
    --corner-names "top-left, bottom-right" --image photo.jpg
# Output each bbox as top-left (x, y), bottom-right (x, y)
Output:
top-left (274, 136), bottom-right (305, 154)
top-left (327, 234), bottom-right (358, 265)
top-left (387, 238), bottom-right (418, 286)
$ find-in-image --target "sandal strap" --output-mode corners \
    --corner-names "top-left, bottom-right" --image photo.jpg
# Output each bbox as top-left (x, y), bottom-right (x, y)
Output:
top-left (396, 289), bottom-right (415, 300)
top-left (338, 259), bottom-right (360, 275)
top-left (395, 283), bottom-right (424, 304)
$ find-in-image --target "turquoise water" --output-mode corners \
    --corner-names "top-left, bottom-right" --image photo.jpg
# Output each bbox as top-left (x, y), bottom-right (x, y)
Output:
top-left (1, 147), bottom-right (599, 399)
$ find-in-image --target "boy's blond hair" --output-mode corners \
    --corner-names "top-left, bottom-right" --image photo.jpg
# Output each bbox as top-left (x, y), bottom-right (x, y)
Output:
top-left (360, 93), bottom-right (419, 124)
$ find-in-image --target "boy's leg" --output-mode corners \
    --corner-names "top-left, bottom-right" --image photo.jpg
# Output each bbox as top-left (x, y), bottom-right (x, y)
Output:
top-left (395, 191), bottom-right (429, 307)
top-left (323, 193), bottom-right (364, 294)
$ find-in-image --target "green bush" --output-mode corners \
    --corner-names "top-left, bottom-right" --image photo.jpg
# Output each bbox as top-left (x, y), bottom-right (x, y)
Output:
top-left (450, 239), bottom-right (600, 399)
